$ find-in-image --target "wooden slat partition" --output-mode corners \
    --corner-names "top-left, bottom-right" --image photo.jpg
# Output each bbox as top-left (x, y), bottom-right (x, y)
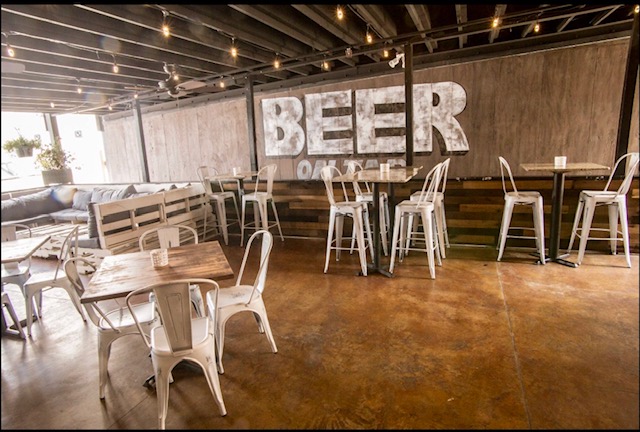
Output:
top-left (220, 176), bottom-right (639, 254)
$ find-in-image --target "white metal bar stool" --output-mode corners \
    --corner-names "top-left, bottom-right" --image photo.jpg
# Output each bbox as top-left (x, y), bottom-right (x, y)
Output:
top-left (240, 164), bottom-right (284, 247)
top-left (321, 165), bottom-right (373, 276)
top-left (496, 156), bottom-right (546, 263)
top-left (567, 152), bottom-right (639, 267)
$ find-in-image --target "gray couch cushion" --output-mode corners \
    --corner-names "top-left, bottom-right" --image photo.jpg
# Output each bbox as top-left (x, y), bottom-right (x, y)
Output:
top-left (72, 189), bottom-right (93, 211)
top-left (49, 208), bottom-right (89, 223)
top-left (77, 233), bottom-right (100, 249)
top-left (1, 188), bottom-right (65, 222)
top-left (91, 185), bottom-right (136, 204)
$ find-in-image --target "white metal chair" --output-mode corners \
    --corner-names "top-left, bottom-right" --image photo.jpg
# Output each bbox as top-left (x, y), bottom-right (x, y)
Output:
top-left (346, 160), bottom-right (390, 256)
top-left (496, 156), bottom-right (546, 263)
top-left (567, 152), bottom-right (639, 267)
top-left (410, 157), bottom-right (451, 258)
top-left (22, 225), bottom-right (87, 337)
top-left (139, 224), bottom-right (205, 317)
top-left (126, 278), bottom-right (227, 429)
top-left (197, 165), bottom-right (240, 245)
top-left (240, 164), bottom-right (284, 247)
top-left (1, 290), bottom-right (26, 339)
top-left (1, 223), bottom-right (33, 296)
top-left (389, 162), bottom-right (443, 279)
top-left (321, 165), bottom-right (374, 276)
top-left (64, 257), bottom-right (160, 399)
top-left (206, 230), bottom-right (278, 374)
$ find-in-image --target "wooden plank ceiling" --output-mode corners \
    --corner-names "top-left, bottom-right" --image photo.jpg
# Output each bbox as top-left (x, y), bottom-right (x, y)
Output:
top-left (1, 4), bottom-right (634, 116)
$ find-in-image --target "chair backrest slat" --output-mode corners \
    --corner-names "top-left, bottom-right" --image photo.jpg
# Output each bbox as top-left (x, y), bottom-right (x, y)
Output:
top-left (605, 152), bottom-right (639, 195)
top-left (498, 157), bottom-right (519, 196)
top-left (413, 162), bottom-right (443, 206)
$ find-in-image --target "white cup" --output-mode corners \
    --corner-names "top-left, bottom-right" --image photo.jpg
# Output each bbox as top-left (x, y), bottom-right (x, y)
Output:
top-left (554, 156), bottom-right (567, 168)
top-left (150, 248), bottom-right (169, 268)
top-left (379, 163), bottom-right (390, 173)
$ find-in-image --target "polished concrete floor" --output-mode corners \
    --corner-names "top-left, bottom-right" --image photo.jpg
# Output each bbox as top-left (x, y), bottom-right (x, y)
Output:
top-left (1, 237), bottom-right (638, 429)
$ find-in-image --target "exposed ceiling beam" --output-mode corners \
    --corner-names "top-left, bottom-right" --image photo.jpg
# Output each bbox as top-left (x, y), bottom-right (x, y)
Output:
top-left (350, 4), bottom-right (397, 38)
top-left (455, 4), bottom-right (468, 49)
top-left (590, 6), bottom-right (621, 26)
top-left (405, 4), bottom-right (437, 53)
top-left (489, 4), bottom-right (508, 43)
top-left (292, 4), bottom-right (380, 62)
top-left (557, 16), bottom-right (574, 33)
top-left (230, 4), bottom-right (356, 67)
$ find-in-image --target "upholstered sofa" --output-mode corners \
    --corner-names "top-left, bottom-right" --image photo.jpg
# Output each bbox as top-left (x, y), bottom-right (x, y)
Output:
top-left (2, 183), bottom-right (208, 272)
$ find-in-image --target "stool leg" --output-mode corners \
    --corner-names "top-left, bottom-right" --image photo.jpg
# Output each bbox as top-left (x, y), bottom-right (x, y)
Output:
top-left (324, 208), bottom-right (336, 273)
top-left (607, 203), bottom-right (619, 255)
top-left (567, 198), bottom-right (584, 253)
top-left (497, 198), bottom-right (514, 261)
top-left (389, 209), bottom-right (403, 273)
top-left (577, 198), bottom-right (596, 265)
top-left (616, 198), bottom-right (631, 268)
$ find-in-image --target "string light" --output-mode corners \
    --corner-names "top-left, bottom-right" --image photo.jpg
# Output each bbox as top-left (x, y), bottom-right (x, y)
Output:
top-left (162, 10), bottom-right (170, 38)
top-left (230, 37), bottom-right (238, 58)
top-left (112, 54), bottom-right (119, 73)
top-left (534, 22), bottom-right (540, 33)
top-left (2, 33), bottom-right (15, 57)
top-left (274, 54), bottom-right (280, 69)
top-left (336, 6), bottom-right (344, 20)
top-left (365, 24), bottom-right (373, 44)
top-left (492, 17), bottom-right (500, 28)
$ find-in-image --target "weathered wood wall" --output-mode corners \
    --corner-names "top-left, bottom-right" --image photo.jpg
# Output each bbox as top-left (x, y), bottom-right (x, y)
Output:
top-left (100, 38), bottom-right (639, 252)
top-left (103, 39), bottom-right (637, 184)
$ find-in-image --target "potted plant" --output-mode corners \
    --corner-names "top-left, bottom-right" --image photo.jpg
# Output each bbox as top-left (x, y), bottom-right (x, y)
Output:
top-left (35, 136), bottom-right (75, 185)
top-left (2, 134), bottom-right (42, 158)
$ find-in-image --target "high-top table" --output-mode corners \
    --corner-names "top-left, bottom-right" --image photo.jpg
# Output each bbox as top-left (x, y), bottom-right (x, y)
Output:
top-left (335, 166), bottom-right (422, 277)
top-left (520, 162), bottom-right (609, 267)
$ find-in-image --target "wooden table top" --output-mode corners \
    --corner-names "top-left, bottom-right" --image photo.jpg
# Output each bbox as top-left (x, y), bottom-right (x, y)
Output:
top-left (521, 162), bottom-right (610, 174)
top-left (206, 171), bottom-right (258, 181)
top-left (334, 165), bottom-right (423, 184)
top-left (1, 235), bottom-right (51, 264)
top-left (82, 240), bottom-right (234, 303)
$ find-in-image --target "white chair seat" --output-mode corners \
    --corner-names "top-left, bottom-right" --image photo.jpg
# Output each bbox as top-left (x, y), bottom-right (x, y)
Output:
top-left (99, 301), bottom-right (156, 331)
top-left (150, 316), bottom-right (210, 353)
top-left (217, 285), bottom-right (259, 308)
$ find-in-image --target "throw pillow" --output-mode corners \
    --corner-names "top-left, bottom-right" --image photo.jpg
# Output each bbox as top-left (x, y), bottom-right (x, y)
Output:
top-left (72, 189), bottom-right (93, 211)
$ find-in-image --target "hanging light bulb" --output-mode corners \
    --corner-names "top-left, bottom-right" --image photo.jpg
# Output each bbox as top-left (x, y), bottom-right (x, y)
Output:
top-left (366, 25), bottom-right (373, 44)
top-left (230, 37), bottom-right (238, 58)
top-left (336, 6), bottom-right (344, 20)
top-left (322, 60), bottom-right (330, 71)
top-left (162, 11), bottom-right (170, 38)
top-left (134, 93), bottom-right (138, 99)
top-left (76, 78), bottom-right (82, 94)
top-left (383, 48), bottom-right (389, 58)
top-left (7, 43), bottom-right (15, 58)
top-left (274, 54), bottom-right (280, 69)
top-left (50, 102), bottom-right (55, 108)
top-left (534, 22), bottom-right (540, 33)
top-left (108, 103), bottom-right (113, 111)
top-left (492, 17), bottom-right (500, 28)
top-left (220, 79), bottom-right (225, 88)
top-left (635, 5), bottom-right (639, 13)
